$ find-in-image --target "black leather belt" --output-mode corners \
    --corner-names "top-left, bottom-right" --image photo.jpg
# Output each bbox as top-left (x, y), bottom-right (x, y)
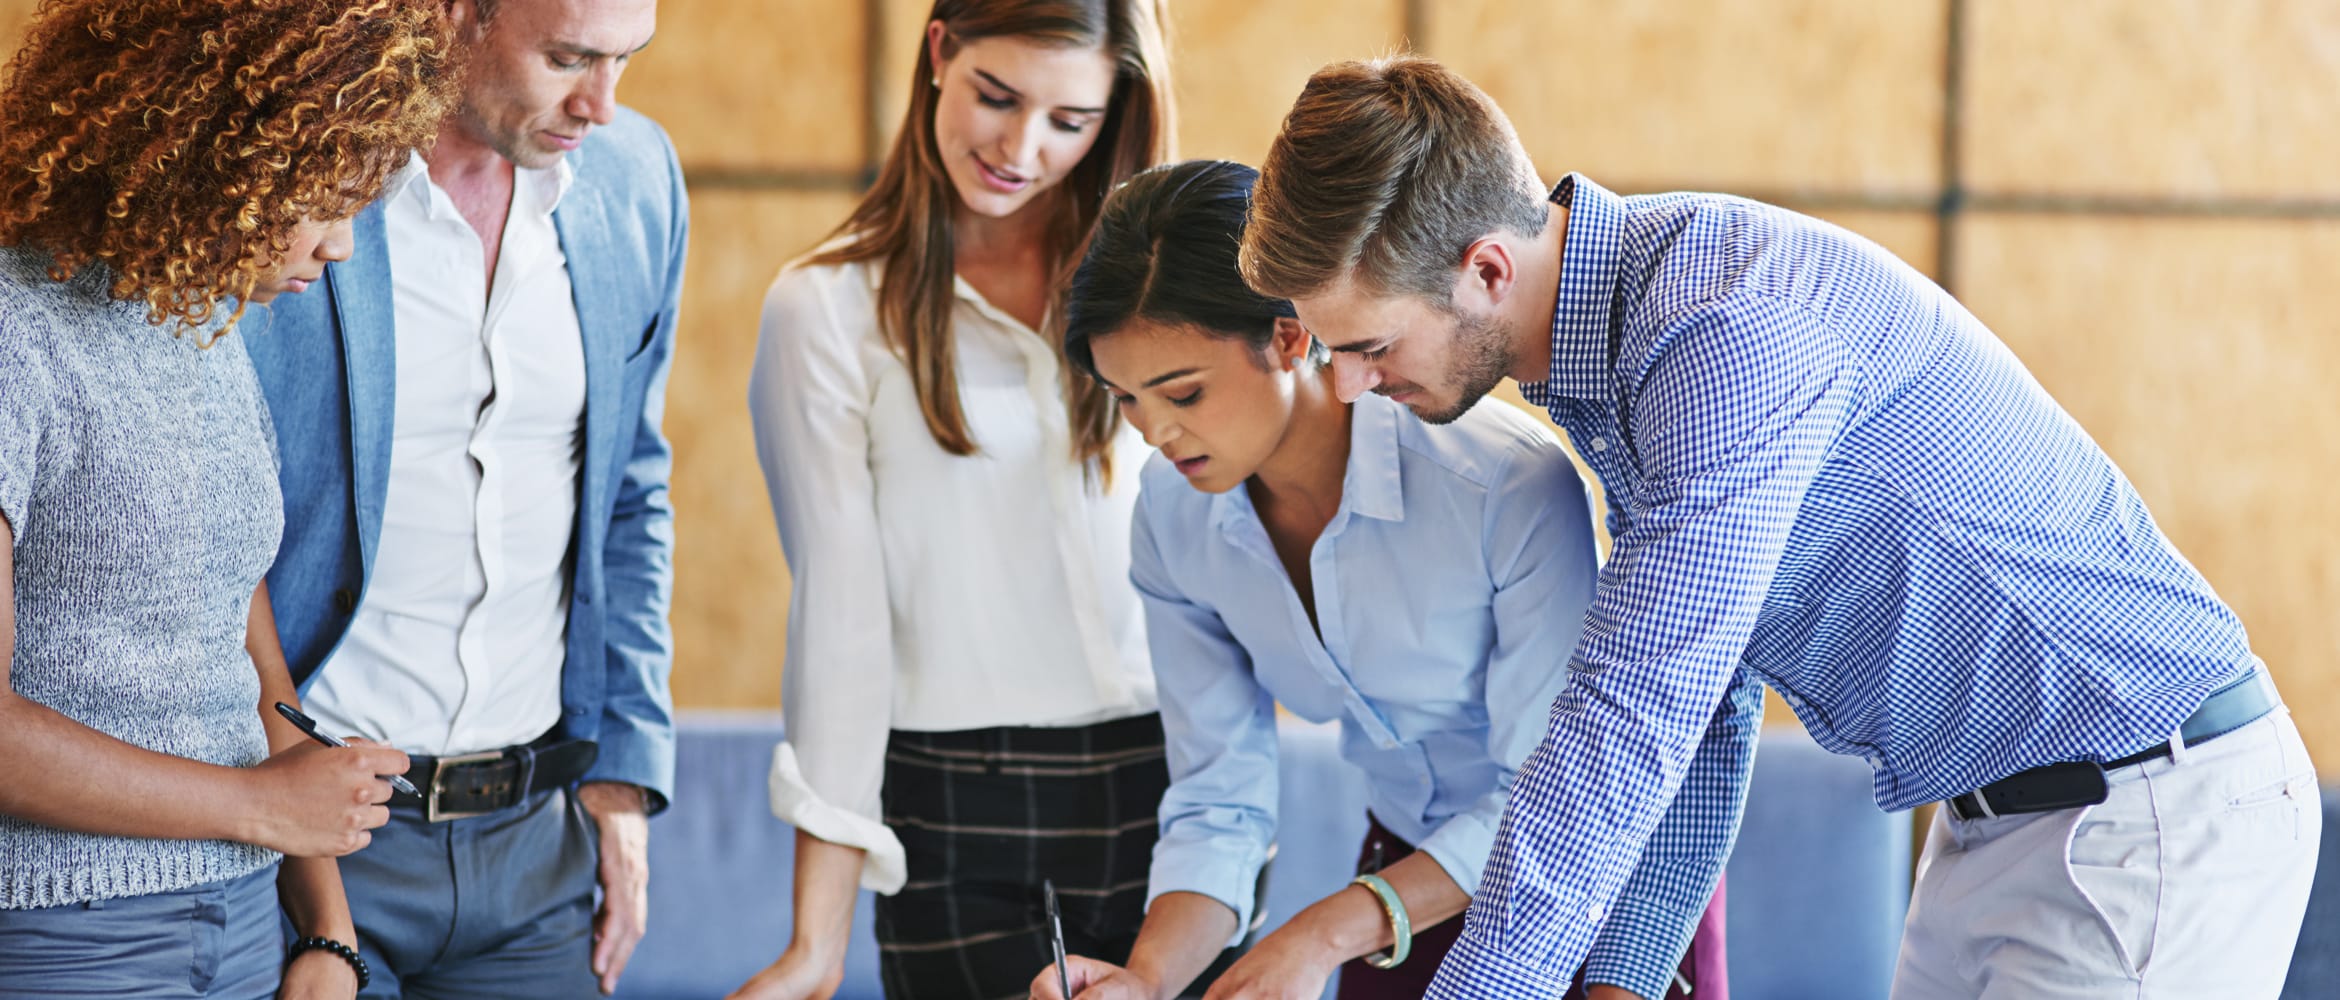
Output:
top-left (1947, 668), bottom-right (2278, 822)
top-left (390, 737), bottom-right (599, 822)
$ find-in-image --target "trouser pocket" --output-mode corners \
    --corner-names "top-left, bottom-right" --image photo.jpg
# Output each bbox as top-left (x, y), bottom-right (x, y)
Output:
top-left (2063, 800), bottom-right (2159, 978)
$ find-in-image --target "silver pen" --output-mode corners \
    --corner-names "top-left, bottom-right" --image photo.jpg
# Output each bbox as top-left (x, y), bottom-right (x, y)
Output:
top-left (274, 701), bottom-right (420, 797)
top-left (1045, 879), bottom-right (1073, 999)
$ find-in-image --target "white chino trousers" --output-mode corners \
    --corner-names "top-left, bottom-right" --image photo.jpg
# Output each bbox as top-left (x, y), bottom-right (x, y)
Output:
top-left (1892, 709), bottom-right (2321, 999)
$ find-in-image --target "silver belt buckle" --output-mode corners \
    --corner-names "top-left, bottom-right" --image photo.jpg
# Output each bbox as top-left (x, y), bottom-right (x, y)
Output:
top-left (426, 750), bottom-right (507, 823)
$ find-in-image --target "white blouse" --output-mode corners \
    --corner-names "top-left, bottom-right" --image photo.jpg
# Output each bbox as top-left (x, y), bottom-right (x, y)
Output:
top-left (748, 254), bottom-right (1157, 893)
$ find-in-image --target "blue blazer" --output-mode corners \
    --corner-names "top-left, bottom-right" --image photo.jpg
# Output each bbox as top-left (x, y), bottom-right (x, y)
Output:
top-left (247, 108), bottom-right (686, 810)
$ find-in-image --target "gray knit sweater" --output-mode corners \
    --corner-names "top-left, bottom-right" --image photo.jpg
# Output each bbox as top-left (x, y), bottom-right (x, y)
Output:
top-left (0, 246), bottom-right (283, 909)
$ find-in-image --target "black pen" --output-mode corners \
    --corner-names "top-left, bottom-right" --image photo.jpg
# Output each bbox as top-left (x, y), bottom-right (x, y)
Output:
top-left (273, 702), bottom-right (420, 796)
top-left (1045, 879), bottom-right (1073, 999)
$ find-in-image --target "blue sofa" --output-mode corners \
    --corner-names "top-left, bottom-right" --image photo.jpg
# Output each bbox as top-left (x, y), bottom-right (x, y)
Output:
top-left (621, 714), bottom-right (1914, 999)
top-left (2283, 786), bottom-right (2340, 999)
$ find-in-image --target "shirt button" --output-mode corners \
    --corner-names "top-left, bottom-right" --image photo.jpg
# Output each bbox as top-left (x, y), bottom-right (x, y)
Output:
top-left (576, 592), bottom-right (593, 606)
top-left (332, 588), bottom-right (357, 614)
top-left (1589, 437), bottom-right (1608, 452)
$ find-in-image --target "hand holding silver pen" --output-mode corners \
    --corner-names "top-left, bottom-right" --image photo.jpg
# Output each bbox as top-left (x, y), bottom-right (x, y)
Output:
top-left (275, 701), bottom-right (420, 796)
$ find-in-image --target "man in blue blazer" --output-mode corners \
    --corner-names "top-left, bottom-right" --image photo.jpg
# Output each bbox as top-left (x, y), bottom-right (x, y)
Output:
top-left (246, 0), bottom-right (683, 995)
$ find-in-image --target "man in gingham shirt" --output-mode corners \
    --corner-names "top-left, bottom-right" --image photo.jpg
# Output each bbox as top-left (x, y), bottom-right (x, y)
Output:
top-left (1234, 55), bottom-right (2321, 1000)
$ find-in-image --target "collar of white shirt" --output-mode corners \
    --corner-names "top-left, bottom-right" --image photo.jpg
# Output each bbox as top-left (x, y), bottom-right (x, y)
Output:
top-left (383, 148), bottom-right (576, 222)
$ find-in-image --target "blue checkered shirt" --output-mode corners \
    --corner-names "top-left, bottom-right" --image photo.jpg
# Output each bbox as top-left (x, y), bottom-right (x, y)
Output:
top-left (1425, 175), bottom-right (2256, 999)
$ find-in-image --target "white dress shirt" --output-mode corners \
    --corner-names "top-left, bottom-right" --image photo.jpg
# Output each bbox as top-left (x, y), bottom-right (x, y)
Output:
top-left (304, 153), bottom-right (587, 757)
top-left (749, 254), bottom-right (1157, 893)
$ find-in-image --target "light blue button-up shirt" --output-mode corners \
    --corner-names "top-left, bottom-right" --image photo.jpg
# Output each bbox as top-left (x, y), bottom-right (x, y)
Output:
top-left (1131, 392), bottom-right (1621, 945)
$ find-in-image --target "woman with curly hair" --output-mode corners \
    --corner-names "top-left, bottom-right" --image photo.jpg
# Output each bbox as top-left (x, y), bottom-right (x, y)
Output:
top-left (0, 0), bottom-right (456, 996)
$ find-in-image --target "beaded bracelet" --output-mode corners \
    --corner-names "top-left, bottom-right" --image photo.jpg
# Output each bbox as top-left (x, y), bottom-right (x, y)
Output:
top-left (287, 935), bottom-right (371, 991)
top-left (1351, 873), bottom-right (1412, 969)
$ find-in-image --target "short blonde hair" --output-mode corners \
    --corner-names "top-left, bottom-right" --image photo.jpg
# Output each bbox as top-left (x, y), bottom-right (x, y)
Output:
top-left (1240, 56), bottom-right (1547, 303)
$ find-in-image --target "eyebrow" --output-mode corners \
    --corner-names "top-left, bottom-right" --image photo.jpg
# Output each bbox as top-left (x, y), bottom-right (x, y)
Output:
top-left (1141, 367), bottom-right (1203, 388)
top-left (1099, 365), bottom-right (1204, 394)
top-left (555, 32), bottom-right (656, 60)
top-left (1327, 338), bottom-right (1390, 354)
top-left (973, 69), bottom-right (1108, 115)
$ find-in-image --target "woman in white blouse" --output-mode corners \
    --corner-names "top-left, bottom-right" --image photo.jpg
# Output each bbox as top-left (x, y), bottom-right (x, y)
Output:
top-left (728, 2), bottom-right (1182, 998)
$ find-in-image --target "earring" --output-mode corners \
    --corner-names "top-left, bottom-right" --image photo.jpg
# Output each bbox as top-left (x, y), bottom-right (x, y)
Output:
top-left (930, 76), bottom-right (941, 89)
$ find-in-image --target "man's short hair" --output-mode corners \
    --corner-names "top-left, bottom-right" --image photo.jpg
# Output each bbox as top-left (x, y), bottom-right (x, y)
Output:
top-left (1239, 56), bottom-right (1549, 304)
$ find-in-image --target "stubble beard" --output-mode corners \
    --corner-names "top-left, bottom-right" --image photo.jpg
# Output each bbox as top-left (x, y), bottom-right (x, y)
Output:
top-left (1410, 309), bottom-right (1513, 426)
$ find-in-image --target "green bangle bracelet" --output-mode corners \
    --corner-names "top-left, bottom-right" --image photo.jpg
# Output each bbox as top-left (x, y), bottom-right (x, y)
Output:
top-left (1351, 873), bottom-right (1412, 969)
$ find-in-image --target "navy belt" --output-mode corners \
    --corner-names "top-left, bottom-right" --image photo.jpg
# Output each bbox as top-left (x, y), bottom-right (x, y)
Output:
top-left (1947, 667), bottom-right (2277, 822)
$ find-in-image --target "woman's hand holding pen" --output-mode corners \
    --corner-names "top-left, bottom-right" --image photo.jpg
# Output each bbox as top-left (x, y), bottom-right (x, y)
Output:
top-left (238, 739), bottom-right (409, 857)
top-left (1030, 955), bottom-right (1159, 1000)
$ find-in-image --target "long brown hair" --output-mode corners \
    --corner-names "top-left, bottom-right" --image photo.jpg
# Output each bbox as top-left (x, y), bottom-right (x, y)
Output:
top-left (811, 0), bottom-right (1174, 474)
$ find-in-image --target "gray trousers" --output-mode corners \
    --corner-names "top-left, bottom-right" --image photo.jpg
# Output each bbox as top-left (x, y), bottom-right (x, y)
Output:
top-left (0, 864), bottom-right (281, 999)
top-left (337, 786), bottom-right (600, 1000)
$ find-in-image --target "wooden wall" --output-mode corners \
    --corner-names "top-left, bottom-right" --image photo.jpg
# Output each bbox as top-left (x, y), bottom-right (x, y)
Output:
top-left (4, 1), bottom-right (2332, 769)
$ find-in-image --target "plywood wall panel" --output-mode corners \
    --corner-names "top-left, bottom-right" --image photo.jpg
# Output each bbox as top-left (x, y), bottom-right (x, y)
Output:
top-left (1965, 0), bottom-right (2340, 200)
top-left (1957, 213), bottom-right (2340, 769)
top-left (623, 0), bottom-right (866, 173)
top-left (1430, 0), bottom-right (1948, 195)
top-left (1165, 0), bottom-right (1408, 164)
top-left (872, 0), bottom-right (934, 159)
top-left (0, 0), bottom-right (31, 47)
top-left (666, 189), bottom-right (863, 711)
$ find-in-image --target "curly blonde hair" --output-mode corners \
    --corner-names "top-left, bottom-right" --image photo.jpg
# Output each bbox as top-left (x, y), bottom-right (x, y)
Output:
top-left (0, 0), bottom-right (457, 336)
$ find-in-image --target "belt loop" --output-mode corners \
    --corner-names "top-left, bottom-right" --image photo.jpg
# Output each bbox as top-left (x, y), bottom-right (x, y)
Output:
top-left (1971, 792), bottom-right (1998, 821)
top-left (512, 743), bottom-right (539, 799)
top-left (2166, 726), bottom-right (2190, 766)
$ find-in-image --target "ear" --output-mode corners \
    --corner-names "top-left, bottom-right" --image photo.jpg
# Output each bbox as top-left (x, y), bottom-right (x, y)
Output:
top-left (446, 0), bottom-right (479, 38)
top-left (1454, 236), bottom-right (1518, 313)
top-left (925, 20), bottom-right (952, 79)
top-left (1269, 316), bottom-right (1313, 369)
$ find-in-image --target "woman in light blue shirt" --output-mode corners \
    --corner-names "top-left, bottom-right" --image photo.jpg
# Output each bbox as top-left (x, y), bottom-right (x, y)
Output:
top-left (1033, 159), bottom-right (1725, 1000)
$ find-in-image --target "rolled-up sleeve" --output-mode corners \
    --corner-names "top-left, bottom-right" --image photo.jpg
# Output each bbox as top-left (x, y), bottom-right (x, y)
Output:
top-left (1130, 488), bottom-right (1278, 943)
top-left (748, 267), bottom-right (906, 893)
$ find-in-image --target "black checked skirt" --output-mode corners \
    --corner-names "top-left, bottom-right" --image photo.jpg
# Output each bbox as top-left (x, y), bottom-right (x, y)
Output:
top-left (875, 712), bottom-right (1252, 1000)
